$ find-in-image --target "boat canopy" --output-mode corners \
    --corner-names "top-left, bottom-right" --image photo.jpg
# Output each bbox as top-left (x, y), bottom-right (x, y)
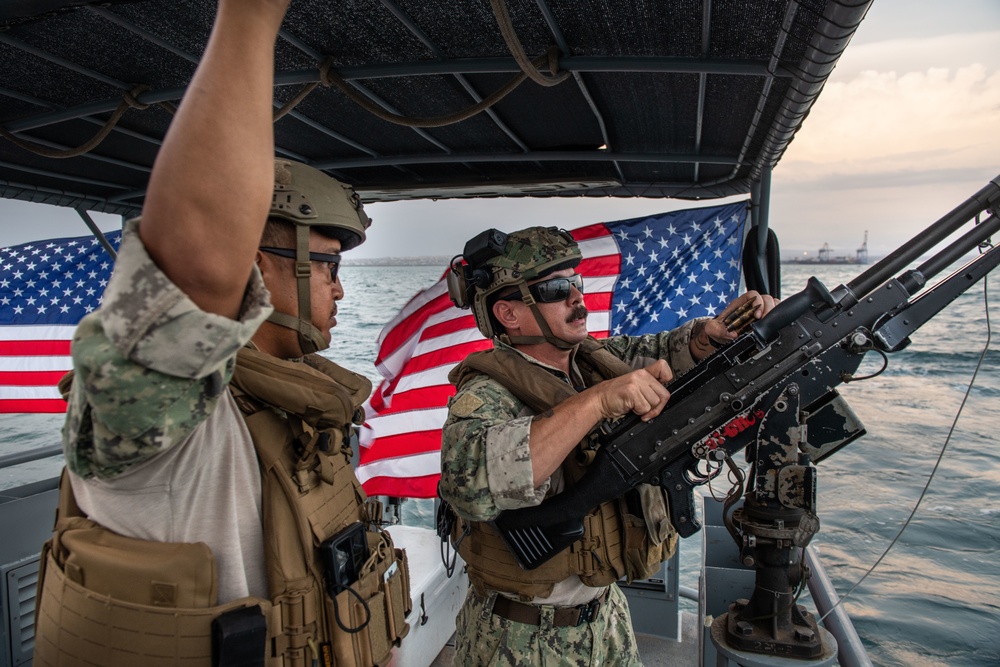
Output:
top-left (0, 0), bottom-right (870, 217)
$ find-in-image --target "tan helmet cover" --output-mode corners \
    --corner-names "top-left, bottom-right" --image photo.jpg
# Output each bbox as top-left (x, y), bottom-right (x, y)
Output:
top-left (470, 226), bottom-right (581, 340)
top-left (270, 159), bottom-right (371, 250)
top-left (266, 159), bottom-right (372, 354)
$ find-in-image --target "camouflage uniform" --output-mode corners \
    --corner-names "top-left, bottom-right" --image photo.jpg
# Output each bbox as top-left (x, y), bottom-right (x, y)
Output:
top-left (440, 325), bottom-right (702, 666)
top-left (62, 219), bottom-right (274, 601)
top-left (454, 584), bottom-right (640, 667)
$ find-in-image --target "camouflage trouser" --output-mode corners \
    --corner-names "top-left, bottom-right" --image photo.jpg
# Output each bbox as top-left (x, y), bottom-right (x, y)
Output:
top-left (452, 584), bottom-right (642, 666)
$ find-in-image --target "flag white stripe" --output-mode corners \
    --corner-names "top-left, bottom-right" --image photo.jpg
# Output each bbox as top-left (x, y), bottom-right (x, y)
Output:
top-left (410, 326), bottom-right (485, 356)
top-left (0, 356), bottom-right (72, 372)
top-left (0, 325), bottom-right (77, 341)
top-left (393, 365), bottom-right (455, 395)
top-left (578, 234), bottom-right (619, 258)
top-left (363, 407), bottom-right (451, 437)
top-left (584, 276), bottom-right (616, 292)
top-left (0, 386), bottom-right (62, 399)
top-left (355, 451), bottom-right (441, 484)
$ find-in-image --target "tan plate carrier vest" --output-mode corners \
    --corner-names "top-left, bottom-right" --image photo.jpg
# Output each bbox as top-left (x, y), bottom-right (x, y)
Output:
top-left (33, 348), bottom-right (410, 667)
top-left (447, 338), bottom-right (676, 600)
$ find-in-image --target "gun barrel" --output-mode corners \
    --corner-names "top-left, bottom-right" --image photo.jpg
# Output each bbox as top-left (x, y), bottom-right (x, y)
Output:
top-left (907, 214), bottom-right (1000, 290)
top-left (847, 175), bottom-right (1000, 298)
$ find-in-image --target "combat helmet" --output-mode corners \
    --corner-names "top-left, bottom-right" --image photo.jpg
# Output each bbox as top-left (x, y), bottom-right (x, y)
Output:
top-left (447, 226), bottom-right (582, 348)
top-left (266, 159), bottom-right (372, 354)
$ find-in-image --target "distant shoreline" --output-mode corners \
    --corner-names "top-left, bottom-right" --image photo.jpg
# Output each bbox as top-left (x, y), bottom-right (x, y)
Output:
top-left (342, 256), bottom-right (451, 267)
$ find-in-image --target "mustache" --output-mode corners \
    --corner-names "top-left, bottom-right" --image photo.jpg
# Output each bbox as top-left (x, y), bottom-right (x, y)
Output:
top-left (567, 305), bottom-right (588, 322)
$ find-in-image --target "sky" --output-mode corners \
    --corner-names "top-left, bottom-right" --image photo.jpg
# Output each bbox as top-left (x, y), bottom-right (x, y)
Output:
top-left (1, 0), bottom-right (997, 260)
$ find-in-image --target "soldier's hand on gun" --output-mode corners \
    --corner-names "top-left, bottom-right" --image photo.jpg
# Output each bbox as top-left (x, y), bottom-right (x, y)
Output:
top-left (594, 360), bottom-right (673, 422)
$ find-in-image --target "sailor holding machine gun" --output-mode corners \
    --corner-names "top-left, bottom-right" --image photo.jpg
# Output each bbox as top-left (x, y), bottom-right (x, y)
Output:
top-left (439, 226), bottom-right (776, 666)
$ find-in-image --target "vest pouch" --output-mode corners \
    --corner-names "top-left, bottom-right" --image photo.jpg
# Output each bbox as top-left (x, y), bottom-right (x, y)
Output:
top-left (34, 551), bottom-right (271, 667)
top-left (53, 517), bottom-right (218, 608)
top-left (380, 548), bottom-right (411, 645)
top-left (325, 560), bottom-right (392, 667)
top-left (619, 485), bottom-right (677, 583)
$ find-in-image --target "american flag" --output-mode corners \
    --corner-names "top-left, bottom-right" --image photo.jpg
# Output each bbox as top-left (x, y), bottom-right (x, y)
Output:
top-left (0, 231), bottom-right (121, 413)
top-left (357, 201), bottom-right (749, 498)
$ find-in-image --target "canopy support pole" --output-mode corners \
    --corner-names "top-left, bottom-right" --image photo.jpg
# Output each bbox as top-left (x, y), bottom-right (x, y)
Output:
top-left (748, 165), bottom-right (774, 295)
top-left (75, 206), bottom-right (117, 261)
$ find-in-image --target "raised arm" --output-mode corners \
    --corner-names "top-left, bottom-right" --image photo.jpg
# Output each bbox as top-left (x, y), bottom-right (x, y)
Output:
top-left (139, 0), bottom-right (291, 318)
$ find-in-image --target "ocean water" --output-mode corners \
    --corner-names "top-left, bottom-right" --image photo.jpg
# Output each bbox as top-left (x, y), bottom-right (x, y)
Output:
top-left (3, 262), bottom-right (999, 667)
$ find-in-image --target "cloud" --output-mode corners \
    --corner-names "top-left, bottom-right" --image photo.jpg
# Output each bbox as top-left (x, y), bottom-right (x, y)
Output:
top-left (782, 61), bottom-right (1000, 182)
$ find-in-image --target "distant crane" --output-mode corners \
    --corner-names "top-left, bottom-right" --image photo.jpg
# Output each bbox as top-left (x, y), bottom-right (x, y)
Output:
top-left (856, 231), bottom-right (869, 264)
top-left (818, 242), bottom-right (831, 262)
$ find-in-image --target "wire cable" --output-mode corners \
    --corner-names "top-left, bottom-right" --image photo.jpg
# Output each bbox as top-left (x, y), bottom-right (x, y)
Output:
top-left (818, 271), bottom-right (993, 624)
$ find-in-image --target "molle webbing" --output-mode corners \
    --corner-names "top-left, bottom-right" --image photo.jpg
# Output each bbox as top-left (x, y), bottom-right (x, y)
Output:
top-left (450, 339), bottom-right (634, 598)
top-left (231, 348), bottom-right (408, 666)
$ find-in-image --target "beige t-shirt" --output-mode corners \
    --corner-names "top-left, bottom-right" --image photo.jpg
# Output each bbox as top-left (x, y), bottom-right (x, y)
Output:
top-left (69, 392), bottom-right (267, 601)
top-left (64, 219), bottom-right (273, 602)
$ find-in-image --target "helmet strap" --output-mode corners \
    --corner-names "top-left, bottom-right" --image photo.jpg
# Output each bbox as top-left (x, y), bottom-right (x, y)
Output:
top-left (265, 311), bottom-right (328, 355)
top-left (265, 224), bottom-right (329, 355)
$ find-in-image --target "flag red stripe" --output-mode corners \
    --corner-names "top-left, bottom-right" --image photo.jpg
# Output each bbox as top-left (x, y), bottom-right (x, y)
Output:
top-left (361, 474), bottom-right (438, 499)
top-left (419, 313), bottom-right (478, 340)
top-left (369, 384), bottom-right (456, 414)
top-left (359, 431), bottom-right (443, 461)
top-left (578, 255), bottom-right (620, 276)
top-left (0, 399), bottom-right (67, 413)
top-left (0, 371), bottom-right (68, 386)
top-left (571, 223), bottom-right (612, 241)
top-left (0, 340), bottom-right (72, 355)
top-left (584, 293), bottom-right (611, 311)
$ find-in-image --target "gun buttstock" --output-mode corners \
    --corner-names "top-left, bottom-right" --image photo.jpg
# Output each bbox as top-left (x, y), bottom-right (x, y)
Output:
top-left (492, 517), bottom-right (585, 570)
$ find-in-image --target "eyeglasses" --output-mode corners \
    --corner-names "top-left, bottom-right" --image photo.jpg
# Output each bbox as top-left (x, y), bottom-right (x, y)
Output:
top-left (259, 247), bottom-right (341, 282)
top-left (499, 273), bottom-right (585, 303)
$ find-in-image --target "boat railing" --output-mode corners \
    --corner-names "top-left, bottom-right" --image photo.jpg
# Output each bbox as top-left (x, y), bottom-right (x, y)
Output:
top-left (0, 445), bottom-right (62, 473)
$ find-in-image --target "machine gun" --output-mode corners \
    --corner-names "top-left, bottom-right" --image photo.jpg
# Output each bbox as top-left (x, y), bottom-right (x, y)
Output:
top-left (492, 174), bottom-right (1000, 659)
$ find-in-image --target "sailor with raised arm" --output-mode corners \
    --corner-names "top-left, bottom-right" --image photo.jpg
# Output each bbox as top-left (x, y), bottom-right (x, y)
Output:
top-left (33, 2), bottom-right (409, 666)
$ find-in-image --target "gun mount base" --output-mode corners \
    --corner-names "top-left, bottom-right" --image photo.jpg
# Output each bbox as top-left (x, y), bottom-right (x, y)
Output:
top-left (720, 598), bottom-right (827, 659)
top-left (711, 614), bottom-right (838, 665)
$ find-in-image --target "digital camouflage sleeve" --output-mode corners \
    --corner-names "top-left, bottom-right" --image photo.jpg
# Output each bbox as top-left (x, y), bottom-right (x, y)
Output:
top-left (62, 219), bottom-right (272, 480)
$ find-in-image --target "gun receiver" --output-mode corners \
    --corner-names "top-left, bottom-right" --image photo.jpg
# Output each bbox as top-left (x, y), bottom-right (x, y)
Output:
top-left (493, 174), bottom-right (1000, 571)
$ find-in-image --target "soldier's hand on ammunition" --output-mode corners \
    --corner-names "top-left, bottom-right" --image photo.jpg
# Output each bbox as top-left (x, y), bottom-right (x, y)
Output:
top-left (693, 291), bottom-right (779, 347)
top-left (595, 360), bottom-right (672, 422)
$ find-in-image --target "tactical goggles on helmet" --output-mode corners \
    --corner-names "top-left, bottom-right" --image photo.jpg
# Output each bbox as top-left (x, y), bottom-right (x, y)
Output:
top-left (259, 247), bottom-right (341, 282)
top-left (499, 273), bottom-right (585, 303)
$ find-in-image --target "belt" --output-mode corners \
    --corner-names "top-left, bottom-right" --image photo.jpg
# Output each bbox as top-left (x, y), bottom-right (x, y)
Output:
top-left (488, 588), bottom-right (609, 628)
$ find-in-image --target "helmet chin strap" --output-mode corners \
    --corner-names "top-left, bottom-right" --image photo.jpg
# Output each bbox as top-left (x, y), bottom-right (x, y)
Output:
top-left (500, 282), bottom-right (577, 350)
top-left (266, 224), bottom-right (329, 356)
top-left (266, 311), bottom-right (328, 355)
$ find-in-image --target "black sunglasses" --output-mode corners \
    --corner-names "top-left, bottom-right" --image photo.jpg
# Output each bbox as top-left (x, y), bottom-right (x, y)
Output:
top-left (499, 273), bottom-right (585, 303)
top-left (259, 247), bottom-right (341, 282)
